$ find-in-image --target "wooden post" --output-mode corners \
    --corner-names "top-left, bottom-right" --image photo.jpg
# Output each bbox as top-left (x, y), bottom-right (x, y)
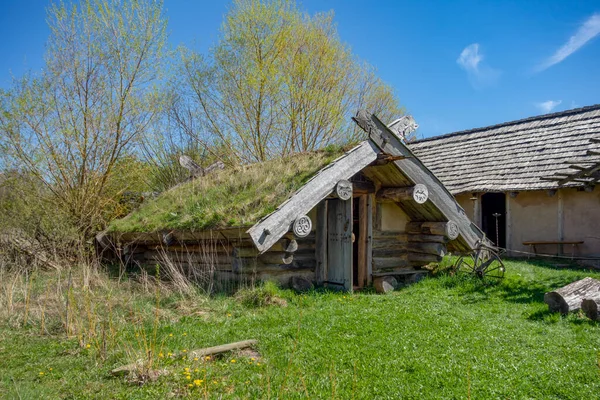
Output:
top-left (357, 195), bottom-right (368, 288)
top-left (315, 201), bottom-right (328, 285)
top-left (557, 189), bottom-right (564, 255)
top-left (366, 194), bottom-right (373, 286)
top-left (505, 194), bottom-right (512, 256)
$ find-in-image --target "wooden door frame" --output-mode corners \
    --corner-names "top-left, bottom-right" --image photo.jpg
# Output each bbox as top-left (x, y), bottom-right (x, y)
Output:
top-left (356, 194), bottom-right (373, 288)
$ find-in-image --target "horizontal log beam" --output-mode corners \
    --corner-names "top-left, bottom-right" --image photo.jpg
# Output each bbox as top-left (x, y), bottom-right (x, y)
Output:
top-left (377, 184), bottom-right (428, 204)
top-left (406, 221), bottom-right (459, 240)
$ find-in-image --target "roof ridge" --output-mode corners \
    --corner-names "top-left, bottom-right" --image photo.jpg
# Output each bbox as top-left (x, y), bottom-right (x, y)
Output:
top-left (412, 104), bottom-right (600, 144)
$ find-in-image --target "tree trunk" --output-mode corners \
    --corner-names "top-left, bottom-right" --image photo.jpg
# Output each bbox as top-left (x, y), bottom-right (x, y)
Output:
top-left (544, 277), bottom-right (600, 314)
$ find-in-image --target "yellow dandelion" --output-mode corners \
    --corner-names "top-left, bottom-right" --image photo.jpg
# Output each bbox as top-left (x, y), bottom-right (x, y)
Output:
top-left (184, 367), bottom-right (190, 372)
top-left (182, 349), bottom-right (187, 353)
top-left (158, 352), bottom-right (164, 358)
top-left (257, 362), bottom-right (261, 366)
top-left (85, 344), bottom-right (91, 349)
top-left (193, 357), bottom-right (199, 361)
top-left (230, 359), bottom-right (236, 363)
top-left (187, 383), bottom-right (193, 388)
top-left (212, 380), bottom-right (218, 384)
top-left (48, 368), bottom-right (53, 371)
top-left (227, 313), bottom-right (232, 317)
top-left (169, 333), bottom-right (173, 337)
top-left (39, 372), bottom-right (44, 376)
top-left (245, 381), bottom-right (250, 384)
top-left (186, 375), bottom-right (191, 380)
top-left (167, 352), bottom-right (173, 357)
top-left (194, 379), bottom-right (202, 386)
top-left (250, 357), bottom-right (255, 361)
top-left (194, 368), bottom-right (199, 373)
top-left (183, 332), bottom-right (187, 336)
top-left (205, 356), bottom-right (211, 361)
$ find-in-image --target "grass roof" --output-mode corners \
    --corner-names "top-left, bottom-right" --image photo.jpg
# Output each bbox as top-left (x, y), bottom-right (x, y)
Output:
top-left (108, 146), bottom-right (347, 233)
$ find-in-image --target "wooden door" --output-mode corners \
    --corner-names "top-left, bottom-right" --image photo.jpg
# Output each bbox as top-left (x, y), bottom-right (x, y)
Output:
top-left (327, 198), bottom-right (353, 291)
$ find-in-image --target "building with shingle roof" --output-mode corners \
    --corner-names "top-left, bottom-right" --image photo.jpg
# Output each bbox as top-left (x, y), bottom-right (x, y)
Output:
top-left (410, 105), bottom-right (600, 258)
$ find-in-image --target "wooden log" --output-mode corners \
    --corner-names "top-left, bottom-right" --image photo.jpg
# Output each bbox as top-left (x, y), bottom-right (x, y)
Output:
top-left (581, 298), bottom-right (600, 320)
top-left (373, 256), bottom-right (409, 269)
top-left (258, 252), bottom-right (294, 265)
top-left (405, 221), bottom-right (459, 240)
top-left (407, 252), bottom-right (442, 266)
top-left (374, 276), bottom-right (397, 293)
top-left (544, 277), bottom-right (600, 314)
top-left (408, 242), bottom-right (447, 256)
top-left (352, 180), bottom-right (376, 194)
top-left (407, 234), bottom-right (448, 244)
top-left (188, 339), bottom-right (258, 359)
top-left (377, 184), bottom-right (428, 204)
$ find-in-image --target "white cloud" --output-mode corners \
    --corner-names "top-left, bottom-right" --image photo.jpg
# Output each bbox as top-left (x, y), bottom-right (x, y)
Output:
top-left (537, 13), bottom-right (600, 71)
top-left (457, 43), bottom-right (501, 89)
top-left (535, 100), bottom-right (562, 113)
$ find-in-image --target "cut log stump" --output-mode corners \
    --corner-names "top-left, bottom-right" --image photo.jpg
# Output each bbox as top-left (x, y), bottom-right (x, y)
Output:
top-left (581, 298), bottom-right (600, 320)
top-left (374, 276), bottom-right (397, 293)
top-left (290, 276), bottom-right (314, 293)
top-left (544, 277), bottom-right (600, 314)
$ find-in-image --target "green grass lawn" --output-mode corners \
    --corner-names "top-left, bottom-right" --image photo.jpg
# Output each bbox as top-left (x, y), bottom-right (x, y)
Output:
top-left (1, 259), bottom-right (599, 399)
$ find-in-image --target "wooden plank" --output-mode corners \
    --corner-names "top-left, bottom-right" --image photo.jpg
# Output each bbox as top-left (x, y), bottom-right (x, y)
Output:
top-left (327, 198), bottom-right (353, 291)
top-left (352, 111), bottom-right (485, 252)
top-left (357, 195), bottom-right (368, 288)
top-left (248, 141), bottom-right (379, 253)
top-left (366, 194), bottom-right (373, 286)
top-left (315, 201), bottom-right (327, 285)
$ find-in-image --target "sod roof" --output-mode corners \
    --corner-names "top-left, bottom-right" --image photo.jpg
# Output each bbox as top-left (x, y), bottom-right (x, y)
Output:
top-left (108, 146), bottom-right (346, 233)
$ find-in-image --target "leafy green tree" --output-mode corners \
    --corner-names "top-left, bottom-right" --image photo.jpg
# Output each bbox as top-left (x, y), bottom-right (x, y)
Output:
top-left (0, 0), bottom-right (167, 239)
top-left (176, 0), bottom-right (403, 163)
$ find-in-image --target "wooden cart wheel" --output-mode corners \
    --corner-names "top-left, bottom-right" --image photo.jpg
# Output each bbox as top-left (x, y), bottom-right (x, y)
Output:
top-left (453, 254), bottom-right (477, 276)
top-left (453, 251), bottom-right (505, 280)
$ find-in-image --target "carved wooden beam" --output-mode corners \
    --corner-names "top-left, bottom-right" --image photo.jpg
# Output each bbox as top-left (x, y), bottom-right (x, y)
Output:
top-left (406, 221), bottom-right (459, 240)
top-left (377, 184), bottom-right (428, 204)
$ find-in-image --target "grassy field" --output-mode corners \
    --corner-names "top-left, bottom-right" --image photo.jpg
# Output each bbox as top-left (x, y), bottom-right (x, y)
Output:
top-left (1, 259), bottom-right (599, 399)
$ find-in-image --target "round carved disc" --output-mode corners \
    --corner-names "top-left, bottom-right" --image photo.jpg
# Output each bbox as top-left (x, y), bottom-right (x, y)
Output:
top-left (413, 183), bottom-right (429, 204)
top-left (335, 180), bottom-right (353, 201)
top-left (293, 215), bottom-right (312, 238)
top-left (446, 220), bottom-right (459, 240)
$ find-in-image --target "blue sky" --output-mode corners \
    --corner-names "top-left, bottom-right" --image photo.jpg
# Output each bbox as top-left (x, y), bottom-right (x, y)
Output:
top-left (1, 0), bottom-right (599, 138)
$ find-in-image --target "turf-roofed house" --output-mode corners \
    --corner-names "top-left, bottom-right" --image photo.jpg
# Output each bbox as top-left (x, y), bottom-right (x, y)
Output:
top-left (410, 104), bottom-right (600, 260)
top-left (100, 111), bottom-right (486, 292)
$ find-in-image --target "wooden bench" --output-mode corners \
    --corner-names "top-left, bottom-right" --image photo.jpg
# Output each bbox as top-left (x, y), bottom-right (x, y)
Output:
top-left (522, 241), bottom-right (584, 259)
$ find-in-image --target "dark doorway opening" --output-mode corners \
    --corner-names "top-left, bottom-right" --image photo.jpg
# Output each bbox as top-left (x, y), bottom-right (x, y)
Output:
top-left (481, 192), bottom-right (506, 248)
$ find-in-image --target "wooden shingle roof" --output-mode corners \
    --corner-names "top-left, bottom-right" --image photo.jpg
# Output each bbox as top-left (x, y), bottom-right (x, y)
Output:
top-left (409, 105), bottom-right (600, 194)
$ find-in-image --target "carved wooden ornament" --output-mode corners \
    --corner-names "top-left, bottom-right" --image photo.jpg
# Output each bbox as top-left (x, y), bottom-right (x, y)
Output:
top-left (335, 180), bottom-right (353, 200)
top-left (413, 183), bottom-right (429, 204)
top-left (292, 215), bottom-right (312, 238)
top-left (446, 220), bottom-right (459, 240)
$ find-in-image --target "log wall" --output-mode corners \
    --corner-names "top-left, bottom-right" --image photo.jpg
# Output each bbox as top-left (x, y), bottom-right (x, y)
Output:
top-left (371, 200), bottom-right (448, 279)
top-left (107, 231), bottom-right (317, 289)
